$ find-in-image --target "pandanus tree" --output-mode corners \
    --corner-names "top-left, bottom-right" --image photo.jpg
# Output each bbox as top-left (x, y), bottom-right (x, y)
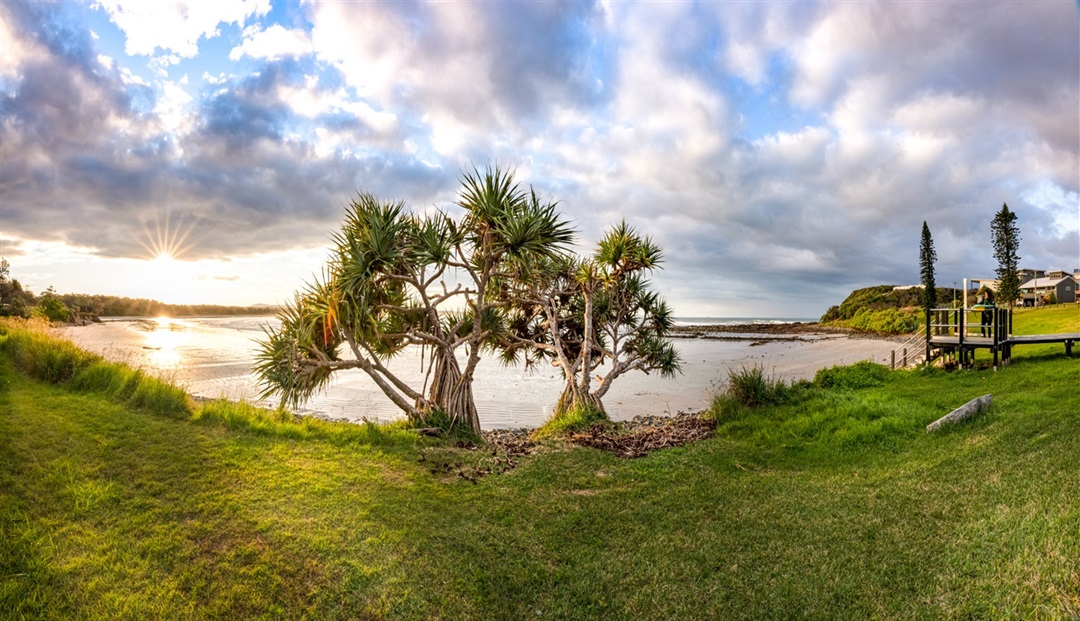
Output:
top-left (255, 166), bottom-right (574, 435)
top-left (503, 221), bottom-right (682, 420)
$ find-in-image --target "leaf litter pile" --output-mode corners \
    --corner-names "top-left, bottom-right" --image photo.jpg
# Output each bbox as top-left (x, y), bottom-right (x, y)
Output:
top-left (566, 413), bottom-right (717, 459)
top-left (421, 413), bottom-right (716, 483)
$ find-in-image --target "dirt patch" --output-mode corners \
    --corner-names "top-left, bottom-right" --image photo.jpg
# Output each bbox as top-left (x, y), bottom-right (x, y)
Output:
top-left (421, 433), bottom-right (539, 483)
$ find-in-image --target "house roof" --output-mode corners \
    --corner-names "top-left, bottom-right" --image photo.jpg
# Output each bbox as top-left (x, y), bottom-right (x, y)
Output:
top-left (1019, 276), bottom-right (1075, 289)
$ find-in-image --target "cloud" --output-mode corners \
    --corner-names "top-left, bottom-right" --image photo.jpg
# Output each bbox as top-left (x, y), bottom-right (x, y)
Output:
top-left (96, 0), bottom-right (271, 58)
top-left (2, 0), bottom-right (1077, 315)
top-left (230, 24), bottom-right (314, 61)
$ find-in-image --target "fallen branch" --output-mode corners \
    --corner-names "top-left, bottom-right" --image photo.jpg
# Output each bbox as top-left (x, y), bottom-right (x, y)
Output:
top-left (926, 394), bottom-right (992, 432)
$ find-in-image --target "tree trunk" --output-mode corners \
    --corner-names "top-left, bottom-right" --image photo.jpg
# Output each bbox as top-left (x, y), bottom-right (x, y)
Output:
top-left (553, 381), bottom-right (605, 420)
top-left (427, 349), bottom-right (482, 434)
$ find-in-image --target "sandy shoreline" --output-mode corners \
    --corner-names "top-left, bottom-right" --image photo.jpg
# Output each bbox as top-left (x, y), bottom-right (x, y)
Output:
top-left (58, 318), bottom-right (906, 429)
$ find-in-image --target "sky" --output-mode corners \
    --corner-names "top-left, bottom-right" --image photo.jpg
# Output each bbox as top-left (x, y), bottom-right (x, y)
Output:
top-left (1, 0), bottom-right (1077, 318)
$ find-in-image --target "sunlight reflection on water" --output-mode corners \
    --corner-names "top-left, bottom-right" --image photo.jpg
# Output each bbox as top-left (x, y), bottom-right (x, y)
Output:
top-left (136, 317), bottom-right (188, 369)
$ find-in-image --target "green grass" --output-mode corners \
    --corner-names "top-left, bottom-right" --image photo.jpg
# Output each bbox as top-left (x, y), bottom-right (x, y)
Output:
top-left (959, 304), bottom-right (1079, 365)
top-left (1012, 305), bottom-right (1079, 336)
top-left (1, 316), bottom-right (1078, 619)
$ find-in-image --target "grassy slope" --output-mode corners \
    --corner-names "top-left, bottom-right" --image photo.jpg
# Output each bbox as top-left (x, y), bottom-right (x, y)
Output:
top-left (1, 309), bottom-right (1078, 620)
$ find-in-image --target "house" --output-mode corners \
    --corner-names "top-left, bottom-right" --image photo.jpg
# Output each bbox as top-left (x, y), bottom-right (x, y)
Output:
top-left (1018, 268), bottom-right (1045, 282)
top-left (968, 269), bottom-right (1077, 306)
top-left (1018, 274), bottom-right (1078, 305)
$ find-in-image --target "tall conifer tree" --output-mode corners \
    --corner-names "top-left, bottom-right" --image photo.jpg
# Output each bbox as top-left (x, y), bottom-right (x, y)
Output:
top-left (919, 221), bottom-right (937, 311)
top-left (991, 203), bottom-right (1021, 309)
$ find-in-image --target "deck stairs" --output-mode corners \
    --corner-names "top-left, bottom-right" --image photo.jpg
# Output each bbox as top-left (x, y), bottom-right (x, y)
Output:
top-left (889, 325), bottom-right (939, 369)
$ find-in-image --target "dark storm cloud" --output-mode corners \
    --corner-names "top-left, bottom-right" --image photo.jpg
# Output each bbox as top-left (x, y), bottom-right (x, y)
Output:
top-left (0, 2), bottom-right (168, 255)
top-left (481, 1), bottom-right (608, 114)
top-left (201, 89), bottom-right (289, 147)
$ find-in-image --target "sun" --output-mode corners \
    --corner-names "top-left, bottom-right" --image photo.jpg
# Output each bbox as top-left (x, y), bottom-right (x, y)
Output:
top-left (149, 253), bottom-right (183, 282)
top-left (138, 254), bottom-right (203, 305)
top-left (138, 210), bottom-right (196, 263)
top-left (135, 211), bottom-right (202, 303)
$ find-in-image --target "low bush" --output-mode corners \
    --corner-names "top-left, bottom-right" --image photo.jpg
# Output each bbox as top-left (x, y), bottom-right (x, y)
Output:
top-left (710, 365), bottom-right (795, 425)
top-left (2, 319), bottom-right (94, 383)
top-left (2, 318), bottom-right (192, 418)
top-left (814, 360), bottom-right (891, 390)
top-left (846, 307), bottom-right (919, 335)
top-left (726, 364), bottom-right (790, 407)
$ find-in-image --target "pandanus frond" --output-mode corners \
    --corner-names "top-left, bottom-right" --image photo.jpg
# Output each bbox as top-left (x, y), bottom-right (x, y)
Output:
top-left (459, 165), bottom-right (575, 265)
top-left (411, 211), bottom-right (457, 266)
top-left (254, 281), bottom-right (341, 408)
top-left (333, 194), bottom-right (411, 280)
top-left (647, 298), bottom-right (676, 334)
top-left (596, 220), bottom-right (663, 278)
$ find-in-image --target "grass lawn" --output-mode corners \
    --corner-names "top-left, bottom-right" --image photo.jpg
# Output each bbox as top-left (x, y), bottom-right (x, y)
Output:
top-left (1, 309), bottom-right (1078, 620)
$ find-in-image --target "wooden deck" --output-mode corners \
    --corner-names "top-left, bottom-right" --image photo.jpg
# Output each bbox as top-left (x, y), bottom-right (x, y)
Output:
top-left (1007, 333), bottom-right (1080, 346)
top-left (929, 333), bottom-right (1077, 357)
top-left (928, 335), bottom-right (994, 347)
top-left (924, 307), bottom-right (1078, 367)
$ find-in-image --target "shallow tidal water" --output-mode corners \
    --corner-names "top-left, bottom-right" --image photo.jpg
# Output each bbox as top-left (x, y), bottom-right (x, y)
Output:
top-left (59, 316), bottom-right (898, 429)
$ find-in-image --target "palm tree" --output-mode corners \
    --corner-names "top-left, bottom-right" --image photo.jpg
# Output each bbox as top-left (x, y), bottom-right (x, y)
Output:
top-left (505, 221), bottom-right (682, 421)
top-left (255, 166), bottom-right (575, 435)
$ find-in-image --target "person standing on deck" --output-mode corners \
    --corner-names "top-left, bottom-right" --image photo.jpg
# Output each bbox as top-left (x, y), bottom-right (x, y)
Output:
top-left (976, 286), bottom-right (995, 337)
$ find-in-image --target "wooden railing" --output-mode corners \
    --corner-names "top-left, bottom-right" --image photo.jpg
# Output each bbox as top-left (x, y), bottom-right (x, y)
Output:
top-left (890, 325), bottom-right (928, 369)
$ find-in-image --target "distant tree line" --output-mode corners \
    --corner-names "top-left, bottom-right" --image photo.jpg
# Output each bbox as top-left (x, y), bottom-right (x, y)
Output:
top-left (0, 260), bottom-right (274, 321)
top-left (53, 294), bottom-right (276, 319)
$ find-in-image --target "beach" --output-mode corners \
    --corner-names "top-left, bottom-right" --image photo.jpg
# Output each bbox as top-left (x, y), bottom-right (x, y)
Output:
top-left (57, 317), bottom-right (903, 429)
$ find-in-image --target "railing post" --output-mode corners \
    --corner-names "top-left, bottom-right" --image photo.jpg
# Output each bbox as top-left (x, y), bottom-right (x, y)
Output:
top-left (925, 307), bottom-right (931, 366)
top-left (891, 350), bottom-right (896, 369)
top-left (958, 308), bottom-right (965, 346)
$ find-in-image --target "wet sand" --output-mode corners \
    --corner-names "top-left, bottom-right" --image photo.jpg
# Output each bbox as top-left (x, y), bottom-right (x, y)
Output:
top-left (58, 318), bottom-right (903, 429)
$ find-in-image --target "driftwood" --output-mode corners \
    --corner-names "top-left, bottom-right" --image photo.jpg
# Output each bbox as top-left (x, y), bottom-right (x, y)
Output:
top-left (926, 394), bottom-right (992, 432)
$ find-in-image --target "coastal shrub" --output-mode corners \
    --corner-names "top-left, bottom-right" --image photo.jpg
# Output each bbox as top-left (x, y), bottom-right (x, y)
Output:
top-left (1, 320), bottom-right (94, 383)
top-left (0, 319), bottom-right (193, 418)
top-left (33, 295), bottom-right (72, 323)
top-left (127, 376), bottom-right (192, 419)
top-left (71, 359), bottom-right (140, 398)
top-left (814, 361), bottom-right (891, 390)
top-left (726, 364), bottom-right (790, 408)
top-left (846, 308), bottom-right (918, 335)
top-left (821, 284), bottom-right (956, 322)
